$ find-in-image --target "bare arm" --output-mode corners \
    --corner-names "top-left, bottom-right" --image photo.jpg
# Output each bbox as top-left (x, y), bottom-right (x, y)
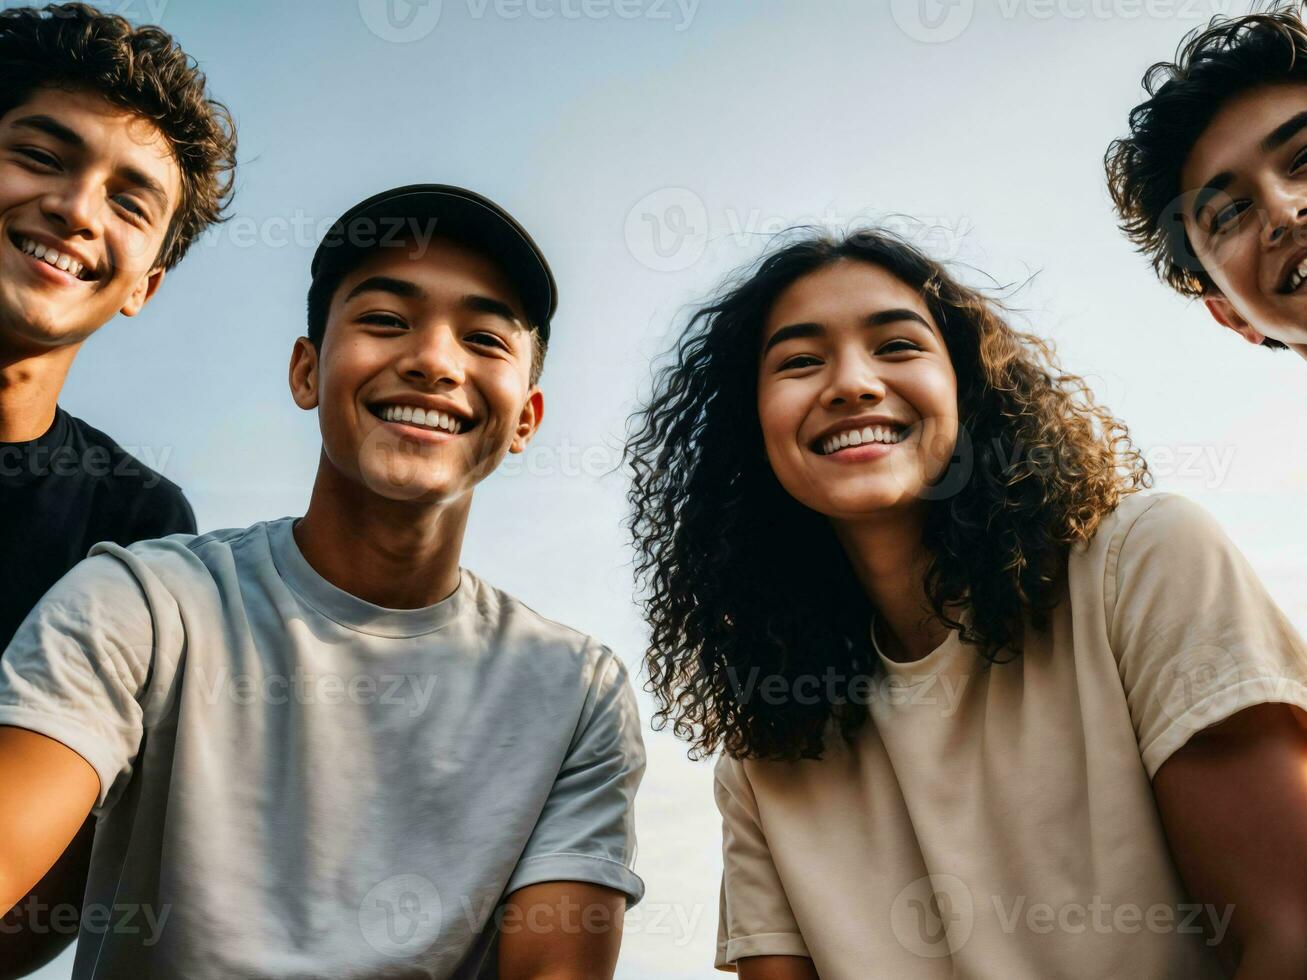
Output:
top-left (738, 955), bottom-right (821, 980)
top-left (497, 881), bottom-right (626, 980)
top-left (0, 727), bottom-right (98, 917)
top-left (0, 814), bottom-right (93, 978)
top-left (1153, 703), bottom-right (1307, 978)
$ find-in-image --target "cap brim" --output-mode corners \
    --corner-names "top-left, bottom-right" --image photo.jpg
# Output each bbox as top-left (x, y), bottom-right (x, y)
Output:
top-left (311, 184), bottom-right (556, 341)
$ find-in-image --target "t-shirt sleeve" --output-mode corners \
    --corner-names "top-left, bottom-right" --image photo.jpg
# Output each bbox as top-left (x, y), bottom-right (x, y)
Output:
top-left (1106, 493), bottom-right (1307, 778)
top-left (0, 552), bottom-right (155, 813)
top-left (714, 755), bottom-right (810, 972)
top-left (505, 645), bottom-right (646, 905)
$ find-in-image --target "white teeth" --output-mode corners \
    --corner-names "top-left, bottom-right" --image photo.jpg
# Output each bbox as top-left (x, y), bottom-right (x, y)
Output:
top-left (379, 405), bottom-right (462, 433)
top-left (1291, 259), bottom-right (1307, 293)
top-left (820, 424), bottom-right (908, 455)
top-left (16, 238), bottom-right (87, 279)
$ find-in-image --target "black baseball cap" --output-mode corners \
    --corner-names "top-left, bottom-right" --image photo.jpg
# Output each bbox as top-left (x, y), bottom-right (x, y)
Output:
top-left (310, 184), bottom-right (557, 342)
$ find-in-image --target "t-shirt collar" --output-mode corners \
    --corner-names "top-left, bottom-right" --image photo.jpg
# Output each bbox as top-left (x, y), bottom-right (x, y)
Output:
top-left (266, 517), bottom-right (471, 638)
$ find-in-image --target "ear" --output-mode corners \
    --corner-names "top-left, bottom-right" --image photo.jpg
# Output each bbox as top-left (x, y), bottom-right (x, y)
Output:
top-left (119, 266), bottom-right (167, 318)
top-left (289, 337), bottom-right (321, 410)
top-left (509, 388), bottom-right (544, 454)
top-left (1203, 295), bottom-right (1267, 346)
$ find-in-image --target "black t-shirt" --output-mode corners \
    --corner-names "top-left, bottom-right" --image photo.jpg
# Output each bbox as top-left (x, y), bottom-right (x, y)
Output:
top-left (0, 408), bottom-right (196, 651)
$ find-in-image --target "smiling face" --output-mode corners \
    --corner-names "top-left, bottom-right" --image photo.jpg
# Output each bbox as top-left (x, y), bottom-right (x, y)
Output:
top-left (289, 237), bottom-right (543, 506)
top-left (756, 259), bottom-right (959, 525)
top-left (1180, 82), bottom-right (1307, 349)
top-left (0, 87), bottom-right (181, 355)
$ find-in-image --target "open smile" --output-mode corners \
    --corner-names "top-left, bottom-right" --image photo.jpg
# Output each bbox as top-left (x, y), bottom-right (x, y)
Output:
top-left (812, 422), bottom-right (914, 458)
top-left (9, 233), bottom-right (99, 283)
top-left (367, 402), bottom-right (477, 438)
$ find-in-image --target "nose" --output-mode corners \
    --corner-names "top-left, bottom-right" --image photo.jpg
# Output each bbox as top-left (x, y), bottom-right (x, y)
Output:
top-left (1260, 180), bottom-right (1307, 249)
top-left (821, 346), bottom-right (886, 407)
top-left (397, 323), bottom-right (465, 387)
top-left (41, 175), bottom-right (103, 240)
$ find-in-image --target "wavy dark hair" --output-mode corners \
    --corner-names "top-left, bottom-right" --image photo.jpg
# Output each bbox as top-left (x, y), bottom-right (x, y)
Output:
top-left (1104, 1), bottom-right (1307, 352)
top-left (0, 3), bottom-right (237, 269)
top-left (626, 229), bottom-right (1151, 762)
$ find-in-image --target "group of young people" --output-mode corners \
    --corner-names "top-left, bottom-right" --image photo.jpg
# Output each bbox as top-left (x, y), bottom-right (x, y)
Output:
top-left (0, 2), bottom-right (1303, 978)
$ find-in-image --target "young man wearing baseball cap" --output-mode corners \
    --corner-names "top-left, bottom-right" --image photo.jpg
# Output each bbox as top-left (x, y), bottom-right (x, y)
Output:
top-left (0, 184), bottom-right (645, 978)
top-left (0, 3), bottom-right (236, 972)
top-left (1106, 3), bottom-right (1307, 362)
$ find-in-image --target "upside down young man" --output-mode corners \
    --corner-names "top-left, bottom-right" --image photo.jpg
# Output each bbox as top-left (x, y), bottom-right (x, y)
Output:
top-left (1107, 2), bottom-right (1307, 363)
top-left (0, 184), bottom-right (645, 978)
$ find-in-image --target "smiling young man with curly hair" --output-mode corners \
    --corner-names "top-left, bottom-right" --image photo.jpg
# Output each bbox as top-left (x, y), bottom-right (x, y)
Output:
top-left (1106, 2), bottom-right (1307, 362)
top-left (0, 3), bottom-right (237, 973)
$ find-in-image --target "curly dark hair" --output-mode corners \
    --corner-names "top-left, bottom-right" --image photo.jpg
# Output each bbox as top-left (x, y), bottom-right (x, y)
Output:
top-left (626, 229), bottom-right (1151, 762)
top-left (1104, 1), bottom-right (1307, 352)
top-left (0, 3), bottom-right (237, 269)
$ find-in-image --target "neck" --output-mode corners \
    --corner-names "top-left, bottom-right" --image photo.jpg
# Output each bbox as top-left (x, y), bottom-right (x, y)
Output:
top-left (293, 454), bottom-right (470, 609)
top-left (0, 344), bottom-right (79, 442)
top-left (832, 507), bottom-right (950, 663)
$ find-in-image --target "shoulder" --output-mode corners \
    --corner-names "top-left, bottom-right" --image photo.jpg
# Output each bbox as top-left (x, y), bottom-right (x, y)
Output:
top-left (1080, 492), bottom-right (1227, 571)
top-left (467, 573), bottom-right (620, 662)
top-left (66, 414), bottom-right (195, 535)
top-left (88, 522), bottom-right (275, 596)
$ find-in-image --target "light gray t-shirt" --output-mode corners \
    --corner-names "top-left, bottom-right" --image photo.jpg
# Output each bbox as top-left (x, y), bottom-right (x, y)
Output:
top-left (0, 518), bottom-right (645, 978)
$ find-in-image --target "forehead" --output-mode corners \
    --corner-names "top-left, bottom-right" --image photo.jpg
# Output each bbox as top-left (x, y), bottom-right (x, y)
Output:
top-left (764, 259), bottom-right (932, 335)
top-left (1181, 82), bottom-right (1307, 192)
top-left (331, 237), bottom-right (526, 313)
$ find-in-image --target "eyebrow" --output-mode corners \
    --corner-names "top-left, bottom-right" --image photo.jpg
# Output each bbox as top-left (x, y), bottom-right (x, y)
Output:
top-left (1261, 109), bottom-right (1307, 154)
top-left (345, 275), bottom-right (425, 303)
top-left (462, 293), bottom-right (525, 328)
top-left (11, 114), bottom-right (82, 147)
top-left (762, 308), bottom-right (931, 354)
top-left (1191, 110), bottom-right (1307, 220)
top-left (10, 114), bottom-right (171, 211)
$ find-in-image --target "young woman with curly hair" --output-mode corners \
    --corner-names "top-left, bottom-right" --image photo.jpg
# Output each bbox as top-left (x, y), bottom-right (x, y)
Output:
top-left (626, 229), bottom-right (1307, 978)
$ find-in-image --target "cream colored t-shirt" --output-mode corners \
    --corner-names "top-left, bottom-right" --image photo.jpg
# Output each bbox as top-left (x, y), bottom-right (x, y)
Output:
top-left (714, 493), bottom-right (1307, 978)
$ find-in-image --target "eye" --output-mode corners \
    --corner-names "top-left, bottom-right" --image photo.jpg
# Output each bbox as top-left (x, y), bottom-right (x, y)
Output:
top-left (358, 313), bottom-right (407, 329)
top-left (1210, 201), bottom-right (1249, 234)
top-left (466, 331), bottom-right (508, 351)
top-left (113, 195), bottom-right (147, 219)
top-left (15, 146), bottom-right (59, 168)
top-left (1291, 145), bottom-right (1307, 174)
top-left (877, 339), bottom-right (922, 354)
top-left (778, 354), bottom-right (821, 371)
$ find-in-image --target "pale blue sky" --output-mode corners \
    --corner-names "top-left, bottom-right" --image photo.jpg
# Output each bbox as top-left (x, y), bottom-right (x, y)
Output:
top-left (31, 0), bottom-right (1305, 976)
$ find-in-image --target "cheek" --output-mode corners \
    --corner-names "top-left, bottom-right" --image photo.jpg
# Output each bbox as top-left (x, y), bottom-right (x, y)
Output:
top-left (109, 225), bottom-right (164, 278)
top-left (756, 380), bottom-right (809, 455)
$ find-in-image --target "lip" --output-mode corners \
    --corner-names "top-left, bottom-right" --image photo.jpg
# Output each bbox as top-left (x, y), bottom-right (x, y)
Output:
top-left (1275, 245), bottom-right (1307, 295)
top-left (817, 439), bottom-right (904, 463)
top-left (8, 231), bottom-right (100, 283)
top-left (374, 416), bottom-right (464, 445)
